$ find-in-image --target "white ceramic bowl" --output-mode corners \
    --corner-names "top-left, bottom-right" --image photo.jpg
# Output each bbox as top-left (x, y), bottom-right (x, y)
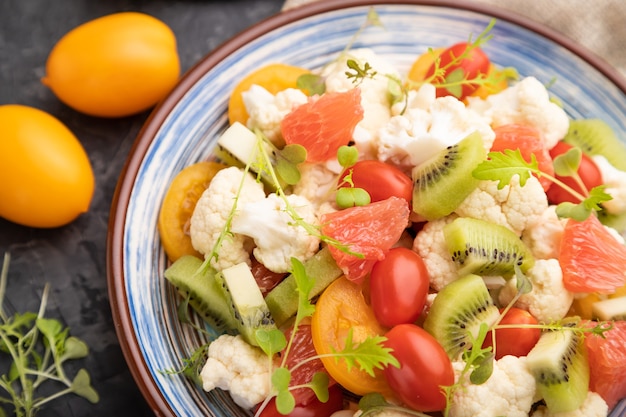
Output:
top-left (107, 1), bottom-right (626, 416)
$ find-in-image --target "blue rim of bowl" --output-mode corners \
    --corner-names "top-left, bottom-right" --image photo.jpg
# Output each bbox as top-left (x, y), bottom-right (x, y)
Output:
top-left (106, 0), bottom-right (626, 415)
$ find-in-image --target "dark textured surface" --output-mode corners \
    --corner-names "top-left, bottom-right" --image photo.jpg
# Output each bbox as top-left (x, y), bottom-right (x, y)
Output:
top-left (0, 0), bottom-right (283, 415)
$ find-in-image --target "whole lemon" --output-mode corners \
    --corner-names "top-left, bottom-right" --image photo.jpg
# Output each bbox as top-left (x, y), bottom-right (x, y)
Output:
top-left (42, 12), bottom-right (180, 118)
top-left (0, 105), bottom-right (95, 228)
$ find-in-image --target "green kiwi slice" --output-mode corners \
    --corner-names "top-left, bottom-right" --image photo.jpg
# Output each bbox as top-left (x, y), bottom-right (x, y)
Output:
top-left (411, 131), bottom-right (486, 221)
top-left (423, 273), bottom-right (500, 359)
top-left (216, 262), bottom-right (277, 346)
top-left (164, 255), bottom-right (239, 333)
top-left (563, 118), bottom-right (626, 171)
top-left (527, 326), bottom-right (590, 413)
top-left (443, 217), bottom-right (535, 277)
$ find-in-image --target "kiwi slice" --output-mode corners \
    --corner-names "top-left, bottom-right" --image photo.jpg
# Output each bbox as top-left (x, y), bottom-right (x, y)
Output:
top-left (164, 255), bottom-right (239, 332)
top-left (214, 121), bottom-right (286, 190)
top-left (411, 131), bottom-right (486, 221)
top-left (527, 326), bottom-right (589, 413)
top-left (265, 246), bottom-right (342, 327)
top-left (423, 274), bottom-right (500, 359)
top-left (563, 118), bottom-right (626, 171)
top-left (443, 217), bottom-right (535, 278)
top-left (216, 262), bottom-right (277, 346)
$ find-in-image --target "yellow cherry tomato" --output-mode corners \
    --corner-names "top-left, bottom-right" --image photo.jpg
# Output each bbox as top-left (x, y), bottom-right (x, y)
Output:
top-left (42, 12), bottom-right (180, 118)
top-left (158, 161), bottom-right (227, 262)
top-left (0, 105), bottom-right (95, 228)
top-left (311, 275), bottom-right (395, 398)
top-left (228, 63), bottom-right (310, 126)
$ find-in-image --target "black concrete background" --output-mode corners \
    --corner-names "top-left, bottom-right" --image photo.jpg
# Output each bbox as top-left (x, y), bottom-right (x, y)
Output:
top-left (0, 1), bottom-right (283, 415)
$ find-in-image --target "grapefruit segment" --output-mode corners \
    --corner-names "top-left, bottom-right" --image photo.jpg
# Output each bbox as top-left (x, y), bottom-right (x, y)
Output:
top-left (584, 320), bottom-right (626, 410)
top-left (281, 88), bottom-right (364, 163)
top-left (559, 215), bottom-right (626, 294)
top-left (490, 124), bottom-right (554, 191)
top-left (320, 197), bottom-right (410, 284)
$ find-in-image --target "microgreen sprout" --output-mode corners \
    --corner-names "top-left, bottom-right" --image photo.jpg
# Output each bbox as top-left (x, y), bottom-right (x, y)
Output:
top-left (335, 145), bottom-right (372, 208)
top-left (472, 148), bottom-right (613, 221)
top-left (0, 253), bottom-right (99, 417)
top-left (296, 8), bottom-right (384, 96)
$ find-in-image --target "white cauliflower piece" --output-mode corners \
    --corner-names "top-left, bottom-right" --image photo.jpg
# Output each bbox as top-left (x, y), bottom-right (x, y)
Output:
top-left (498, 259), bottom-right (573, 322)
top-left (292, 162), bottom-right (338, 209)
top-left (412, 215), bottom-right (459, 291)
top-left (467, 76), bottom-right (569, 150)
top-left (321, 48), bottom-right (398, 149)
top-left (455, 175), bottom-right (548, 236)
top-left (449, 355), bottom-right (536, 417)
top-left (378, 93), bottom-right (494, 169)
top-left (190, 166), bottom-right (266, 271)
top-left (201, 334), bottom-right (272, 410)
top-left (230, 193), bottom-right (320, 273)
top-left (522, 205), bottom-right (567, 260)
top-left (531, 391), bottom-right (609, 417)
top-left (242, 84), bottom-right (308, 146)
top-left (593, 155), bottom-right (626, 214)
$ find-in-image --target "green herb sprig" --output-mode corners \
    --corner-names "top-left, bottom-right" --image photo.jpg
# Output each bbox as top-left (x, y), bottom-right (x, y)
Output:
top-left (472, 148), bottom-right (613, 221)
top-left (0, 253), bottom-right (99, 417)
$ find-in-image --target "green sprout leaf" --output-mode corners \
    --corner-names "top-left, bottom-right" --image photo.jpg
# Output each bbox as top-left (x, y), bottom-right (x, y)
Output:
top-left (256, 328), bottom-right (287, 358)
top-left (275, 389), bottom-right (296, 415)
top-left (472, 149), bottom-right (536, 189)
top-left (553, 146), bottom-right (582, 177)
top-left (70, 369), bottom-right (100, 403)
top-left (309, 372), bottom-right (330, 402)
top-left (297, 73), bottom-right (326, 96)
top-left (337, 145), bottom-right (359, 168)
top-left (336, 187), bottom-right (371, 208)
top-left (292, 258), bottom-right (316, 324)
top-left (331, 330), bottom-right (399, 377)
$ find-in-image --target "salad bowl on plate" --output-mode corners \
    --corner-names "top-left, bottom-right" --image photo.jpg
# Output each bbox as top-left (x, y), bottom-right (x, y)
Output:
top-left (106, 0), bottom-right (626, 416)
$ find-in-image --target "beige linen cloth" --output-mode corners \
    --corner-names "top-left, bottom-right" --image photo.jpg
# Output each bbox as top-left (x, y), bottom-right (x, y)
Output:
top-left (282, 0), bottom-right (626, 80)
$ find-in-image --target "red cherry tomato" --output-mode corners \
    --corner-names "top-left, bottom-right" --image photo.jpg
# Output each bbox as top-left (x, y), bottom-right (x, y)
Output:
top-left (383, 324), bottom-right (454, 412)
top-left (338, 160), bottom-right (412, 205)
top-left (482, 307), bottom-right (541, 360)
top-left (546, 141), bottom-right (603, 204)
top-left (257, 384), bottom-right (344, 417)
top-left (425, 42), bottom-right (491, 100)
top-left (369, 248), bottom-right (430, 327)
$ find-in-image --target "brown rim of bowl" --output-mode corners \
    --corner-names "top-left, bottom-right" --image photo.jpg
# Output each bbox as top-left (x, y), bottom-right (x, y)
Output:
top-left (106, 0), bottom-right (626, 415)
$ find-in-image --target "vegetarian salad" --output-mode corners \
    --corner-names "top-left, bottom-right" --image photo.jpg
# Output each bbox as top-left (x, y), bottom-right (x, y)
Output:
top-left (157, 12), bottom-right (626, 417)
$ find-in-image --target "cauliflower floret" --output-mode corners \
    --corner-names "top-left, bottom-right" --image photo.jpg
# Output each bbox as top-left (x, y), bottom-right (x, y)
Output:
top-left (467, 76), bottom-right (569, 150)
top-left (321, 48), bottom-right (398, 151)
top-left (242, 84), bottom-right (308, 146)
top-left (378, 94), bottom-right (495, 169)
top-left (412, 215), bottom-right (459, 291)
top-left (230, 193), bottom-right (320, 273)
top-left (292, 162), bottom-right (338, 209)
top-left (531, 391), bottom-right (609, 417)
top-left (449, 355), bottom-right (536, 417)
top-left (190, 166), bottom-right (266, 271)
top-left (455, 175), bottom-right (548, 236)
top-left (200, 334), bottom-right (272, 410)
top-left (498, 259), bottom-right (573, 322)
top-left (522, 205), bottom-right (567, 260)
top-left (593, 155), bottom-right (626, 214)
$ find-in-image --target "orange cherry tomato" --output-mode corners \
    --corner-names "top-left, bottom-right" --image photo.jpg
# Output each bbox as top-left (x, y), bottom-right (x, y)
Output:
top-left (158, 161), bottom-right (226, 262)
top-left (228, 63), bottom-right (310, 126)
top-left (0, 105), bottom-right (94, 228)
top-left (43, 12), bottom-right (180, 117)
top-left (310, 276), bottom-right (394, 398)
